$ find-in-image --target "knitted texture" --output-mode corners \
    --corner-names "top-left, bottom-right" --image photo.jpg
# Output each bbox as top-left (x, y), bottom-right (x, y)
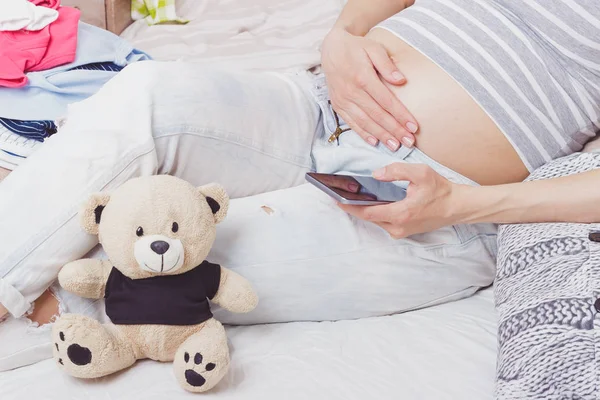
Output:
top-left (495, 152), bottom-right (600, 400)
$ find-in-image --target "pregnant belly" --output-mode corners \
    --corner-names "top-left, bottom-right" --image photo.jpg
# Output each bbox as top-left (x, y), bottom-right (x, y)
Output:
top-left (367, 28), bottom-right (529, 185)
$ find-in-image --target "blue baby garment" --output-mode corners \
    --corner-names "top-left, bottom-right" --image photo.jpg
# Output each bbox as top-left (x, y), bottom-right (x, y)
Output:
top-left (0, 22), bottom-right (151, 121)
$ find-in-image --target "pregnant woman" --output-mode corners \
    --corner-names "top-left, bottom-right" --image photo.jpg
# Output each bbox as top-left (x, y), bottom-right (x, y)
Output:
top-left (1, 0), bottom-right (599, 370)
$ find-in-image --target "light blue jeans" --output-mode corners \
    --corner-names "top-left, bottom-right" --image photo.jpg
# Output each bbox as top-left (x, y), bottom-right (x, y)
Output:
top-left (0, 61), bottom-right (498, 323)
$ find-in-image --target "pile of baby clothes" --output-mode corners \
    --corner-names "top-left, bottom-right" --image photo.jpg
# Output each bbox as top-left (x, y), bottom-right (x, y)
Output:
top-left (0, 0), bottom-right (151, 170)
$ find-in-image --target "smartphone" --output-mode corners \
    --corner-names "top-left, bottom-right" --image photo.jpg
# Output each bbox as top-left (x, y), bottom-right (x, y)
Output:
top-left (305, 172), bottom-right (407, 205)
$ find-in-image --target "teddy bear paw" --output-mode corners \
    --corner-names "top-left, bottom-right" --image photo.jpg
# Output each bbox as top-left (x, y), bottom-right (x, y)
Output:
top-left (53, 315), bottom-right (95, 376)
top-left (52, 314), bottom-right (135, 378)
top-left (183, 352), bottom-right (217, 387)
top-left (174, 347), bottom-right (229, 393)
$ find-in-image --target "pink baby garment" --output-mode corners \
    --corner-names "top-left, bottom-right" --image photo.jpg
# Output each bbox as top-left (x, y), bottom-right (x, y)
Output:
top-left (0, 6), bottom-right (79, 87)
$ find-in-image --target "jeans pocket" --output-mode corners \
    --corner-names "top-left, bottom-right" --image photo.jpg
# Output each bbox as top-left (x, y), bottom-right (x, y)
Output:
top-left (407, 224), bottom-right (464, 247)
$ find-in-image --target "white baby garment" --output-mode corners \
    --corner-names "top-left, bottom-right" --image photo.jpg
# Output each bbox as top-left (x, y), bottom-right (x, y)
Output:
top-left (0, 0), bottom-right (58, 31)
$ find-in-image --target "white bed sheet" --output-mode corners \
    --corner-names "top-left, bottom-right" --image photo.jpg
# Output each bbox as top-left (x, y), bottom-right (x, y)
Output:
top-left (0, 1), bottom-right (499, 398)
top-left (1, 289), bottom-right (496, 400)
top-left (121, 0), bottom-right (345, 73)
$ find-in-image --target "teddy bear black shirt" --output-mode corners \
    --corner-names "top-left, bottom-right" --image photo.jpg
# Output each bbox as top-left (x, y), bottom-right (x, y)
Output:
top-left (104, 261), bottom-right (222, 325)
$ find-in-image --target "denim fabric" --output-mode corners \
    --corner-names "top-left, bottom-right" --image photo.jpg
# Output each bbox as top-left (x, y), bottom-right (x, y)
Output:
top-left (0, 62), bottom-right (497, 324)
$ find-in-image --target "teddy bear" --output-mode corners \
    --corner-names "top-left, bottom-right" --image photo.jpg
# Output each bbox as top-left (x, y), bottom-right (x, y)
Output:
top-left (51, 175), bottom-right (258, 393)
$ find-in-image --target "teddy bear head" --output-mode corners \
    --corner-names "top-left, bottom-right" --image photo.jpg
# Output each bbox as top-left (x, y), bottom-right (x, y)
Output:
top-left (79, 175), bottom-right (229, 279)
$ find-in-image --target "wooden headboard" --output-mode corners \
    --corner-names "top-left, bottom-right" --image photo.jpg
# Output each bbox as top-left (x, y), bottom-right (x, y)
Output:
top-left (106, 0), bottom-right (134, 34)
top-left (63, 0), bottom-right (134, 35)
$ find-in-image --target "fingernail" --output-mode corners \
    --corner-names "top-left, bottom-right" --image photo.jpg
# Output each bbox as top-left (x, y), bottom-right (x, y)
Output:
top-left (373, 168), bottom-right (385, 178)
top-left (386, 139), bottom-right (400, 151)
top-left (406, 121), bottom-right (418, 133)
top-left (348, 183), bottom-right (359, 192)
top-left (367, 136), bottom-right (378, 146)
top-left (401, 136), bottom-right (414, 148)
top-left (392, 71), bottom-right (404, 81)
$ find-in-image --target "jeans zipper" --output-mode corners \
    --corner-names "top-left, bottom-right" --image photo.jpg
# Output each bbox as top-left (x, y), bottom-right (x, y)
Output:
top-left (327, 102), bottom-right (350, 144)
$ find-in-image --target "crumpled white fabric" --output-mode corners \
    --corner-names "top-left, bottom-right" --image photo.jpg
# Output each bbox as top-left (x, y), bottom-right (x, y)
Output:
top-left (0, 0), bottom-right (58, 31)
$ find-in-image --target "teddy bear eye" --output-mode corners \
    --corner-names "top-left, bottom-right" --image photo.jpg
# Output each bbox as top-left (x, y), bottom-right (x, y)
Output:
top-left (136, 226), bottom-right (144, 237)
top-left (172, 222), bottom-right (179, 233)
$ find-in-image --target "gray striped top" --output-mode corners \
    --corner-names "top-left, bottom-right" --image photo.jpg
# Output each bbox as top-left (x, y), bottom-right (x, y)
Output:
top-left (377, 0), bottom-right (600, 171)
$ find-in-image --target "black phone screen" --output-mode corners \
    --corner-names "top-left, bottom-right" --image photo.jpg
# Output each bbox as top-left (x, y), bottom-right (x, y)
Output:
top-left (307, 173), bottom-right (407, 203)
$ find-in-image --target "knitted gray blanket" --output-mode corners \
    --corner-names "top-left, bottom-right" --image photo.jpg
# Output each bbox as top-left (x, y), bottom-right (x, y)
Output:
top-left (495, 152), bottom-right (600, 400)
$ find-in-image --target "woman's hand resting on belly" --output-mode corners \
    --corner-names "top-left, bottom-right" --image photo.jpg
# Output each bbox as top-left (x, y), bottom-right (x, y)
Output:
top-left (321, 5), bottom-right (419, 152)
top-left (322, 0), bottom-right (528, 185)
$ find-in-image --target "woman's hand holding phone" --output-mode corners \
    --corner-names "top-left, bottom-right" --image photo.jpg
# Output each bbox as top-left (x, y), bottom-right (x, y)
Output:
top-left (338, 163), bottom-right (460, 239)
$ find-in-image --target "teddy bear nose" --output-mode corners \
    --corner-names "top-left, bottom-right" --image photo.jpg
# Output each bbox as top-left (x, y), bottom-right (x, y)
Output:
top-left (150, 240), bottom-right (170, 255)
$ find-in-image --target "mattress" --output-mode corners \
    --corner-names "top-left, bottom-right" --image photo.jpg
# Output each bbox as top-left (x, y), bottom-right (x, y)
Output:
top-left (0, 1), bottom-right (498, 398)
top-left (1, 289), bottom-right (496, 400)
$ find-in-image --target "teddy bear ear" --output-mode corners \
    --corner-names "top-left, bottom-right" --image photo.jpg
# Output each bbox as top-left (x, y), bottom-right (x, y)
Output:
top-left (79, 193), bottom-right (111, 235)
top-left (197, 183), bottom-right (229, 224)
